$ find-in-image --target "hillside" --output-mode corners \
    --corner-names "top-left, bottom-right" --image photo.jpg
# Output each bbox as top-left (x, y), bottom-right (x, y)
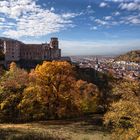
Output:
top-left (115, 50), bottom-right (140, 63)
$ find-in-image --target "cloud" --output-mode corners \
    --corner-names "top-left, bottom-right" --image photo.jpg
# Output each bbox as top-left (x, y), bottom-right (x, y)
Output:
top-left (111, 0), bottom-right (130, 2)
top-left (90, 26), bottom-right (98, 30)
top-left (93, 18), bottom-right (119, 28)
top-left (120, 15), bottom-right (140, 24)
top-left (0, 0), bottom-right (36, 18)
top-left (87, 5), bottom-right (92, 9)
top-left (62, 13), bottom-right (79, 19)
top-left (90, 13), bottom-right (140, 30)
top-left (0, 0), bottom-right (79, 38)
top-left (90, 9), bottom-right (140, 29)
top-left (110, 0), bottom-right (137, 2)
top-left (0, 18), bottom-right (5, 22)
top-left (85, 5), bottom-right (95, 14)
top-left (50, 7), bottom-right (55, 12)
top-left (104, 16), bottom-right (112, 20)
top-left (95, 19), bottom-right (108, 25)
top-left (99, 2), bottom-right (109, 8)
top-left (119, 2), bottom-right (140, 11)
top-left (113, 11), bottom-right (120, 16)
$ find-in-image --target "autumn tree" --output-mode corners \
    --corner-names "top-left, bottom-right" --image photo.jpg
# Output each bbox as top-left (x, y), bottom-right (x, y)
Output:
top-left (0, 62), bottom-right (29, 122)
top-left (104, 80), bottom-right (140, 140)
top-left (18, 85), bottom-right (46, 121)
top-left (19, 61), bottom-right (79, 120)
top-left (75, 80), bottom-right (99, 113)
top-left (19, 61), bottom-right (99, 120)
top-left (0, 61), bottom-right (99, 122)
top-left (1, 62), bottom-right (29, 91)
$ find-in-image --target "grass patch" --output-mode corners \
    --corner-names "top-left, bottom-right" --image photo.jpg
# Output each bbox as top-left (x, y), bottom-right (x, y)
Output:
top-left (0, 115), bottom-right (111, 140)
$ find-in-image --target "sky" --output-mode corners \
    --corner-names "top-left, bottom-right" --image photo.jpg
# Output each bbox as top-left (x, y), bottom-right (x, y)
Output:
top-left (0, 0), bottom-right (140, 56)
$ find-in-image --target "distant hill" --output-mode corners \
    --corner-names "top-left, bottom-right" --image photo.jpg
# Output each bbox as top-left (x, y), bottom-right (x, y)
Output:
top-left (115, 50), bottom-right (140, 63)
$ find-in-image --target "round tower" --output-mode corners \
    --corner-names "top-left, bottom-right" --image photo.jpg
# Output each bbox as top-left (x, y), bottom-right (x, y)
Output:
top-left (50, 37), bottom-right (59, 49)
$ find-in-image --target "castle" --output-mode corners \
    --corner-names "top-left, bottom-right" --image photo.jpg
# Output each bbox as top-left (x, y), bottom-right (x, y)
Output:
top-left (0, 37), bottom-right (63, 67)
top-left (0, 37), bottom-right (66, 68)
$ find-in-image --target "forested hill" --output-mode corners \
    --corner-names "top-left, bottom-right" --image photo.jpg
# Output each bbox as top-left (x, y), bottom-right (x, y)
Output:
top-left (115, 50), bottom-right (140, 63)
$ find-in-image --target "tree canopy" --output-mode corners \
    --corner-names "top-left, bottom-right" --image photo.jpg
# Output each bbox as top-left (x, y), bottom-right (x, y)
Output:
top-left (0, 61), bottom-right (99, 122)
top-left (104, 80), bottom-right (140, 140)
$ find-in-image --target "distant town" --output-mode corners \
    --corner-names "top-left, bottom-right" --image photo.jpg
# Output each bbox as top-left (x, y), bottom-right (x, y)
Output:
top-left (71, 55), bottom-right (140, 81)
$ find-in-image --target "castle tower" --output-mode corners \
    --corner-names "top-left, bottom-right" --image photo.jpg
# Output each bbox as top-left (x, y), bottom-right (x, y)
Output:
top-left (50, 37), bottom-right (59, 49)
top-left (49, 37), bottom-right (61, 60)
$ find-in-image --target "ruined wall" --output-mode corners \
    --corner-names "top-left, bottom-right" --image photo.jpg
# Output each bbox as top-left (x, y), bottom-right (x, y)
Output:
top-left (4, 40), bottom-right (20, 61)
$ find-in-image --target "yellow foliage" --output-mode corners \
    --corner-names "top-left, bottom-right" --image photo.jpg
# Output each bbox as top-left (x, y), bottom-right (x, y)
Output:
top-left (104, 80), bottom-right (140, 140)
top-left (0, 61), bottom-right (99, 122)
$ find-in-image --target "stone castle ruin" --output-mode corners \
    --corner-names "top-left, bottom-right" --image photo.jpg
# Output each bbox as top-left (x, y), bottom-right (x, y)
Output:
top-left (0, 37), bottom-right (64, 68)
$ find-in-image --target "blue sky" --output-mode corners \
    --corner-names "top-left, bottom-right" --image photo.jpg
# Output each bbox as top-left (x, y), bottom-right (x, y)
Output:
top-left (0, 0), bottom-right (140, 55)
